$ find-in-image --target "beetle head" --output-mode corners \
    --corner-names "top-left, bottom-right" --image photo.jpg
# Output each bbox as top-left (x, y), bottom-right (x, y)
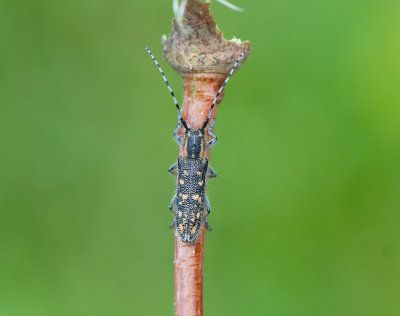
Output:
top-left (183, 129), bottom-right (205, 159)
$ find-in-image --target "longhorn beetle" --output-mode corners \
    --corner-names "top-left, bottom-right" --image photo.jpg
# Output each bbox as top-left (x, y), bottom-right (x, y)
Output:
top-left (145, 47), bottom-right (247, 242)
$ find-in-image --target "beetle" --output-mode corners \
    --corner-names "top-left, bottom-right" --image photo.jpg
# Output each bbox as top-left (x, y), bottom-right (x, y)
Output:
top-left (145, 47), bottom-right (247, 242)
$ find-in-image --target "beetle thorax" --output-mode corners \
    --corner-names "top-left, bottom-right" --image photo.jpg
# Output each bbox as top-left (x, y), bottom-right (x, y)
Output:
top-left (182, 129), bottom-right (205, 159)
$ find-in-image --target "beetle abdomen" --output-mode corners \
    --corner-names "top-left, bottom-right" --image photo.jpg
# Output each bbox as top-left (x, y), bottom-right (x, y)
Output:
top-left (176, 157), bottom-right (208, 242)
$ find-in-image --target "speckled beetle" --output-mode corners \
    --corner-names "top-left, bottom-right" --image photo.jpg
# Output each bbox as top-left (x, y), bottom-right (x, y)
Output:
top-left (145, 47), bottom-right (247, 242)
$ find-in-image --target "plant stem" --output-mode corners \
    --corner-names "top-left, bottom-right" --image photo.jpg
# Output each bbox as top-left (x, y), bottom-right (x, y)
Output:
top-left (162, 0), bottom-right (250, 314)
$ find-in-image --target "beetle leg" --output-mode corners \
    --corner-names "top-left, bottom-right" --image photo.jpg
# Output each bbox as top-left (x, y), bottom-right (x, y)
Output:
top-left (205, 194), bottom-right (211, 215)
top-left (204, 219), bottom-right (212, 231)
top-left (169, 194), bottom-right (177, 214)
top-left (173, 116), bottom-right (183, 146)
top-left (204, 196), bottom-right (212, 230)
top-left (168, 162), bottom-right (177, 175)
top-left (207, 166), bottom-right (217, 178)
top-left (206, 119), bottom-right (218, 149)
top-left (169, 194), bottom-right (177, 228)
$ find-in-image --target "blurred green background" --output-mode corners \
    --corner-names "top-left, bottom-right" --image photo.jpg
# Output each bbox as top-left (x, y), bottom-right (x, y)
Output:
top-left (1, 0), bottom-right (399, 315)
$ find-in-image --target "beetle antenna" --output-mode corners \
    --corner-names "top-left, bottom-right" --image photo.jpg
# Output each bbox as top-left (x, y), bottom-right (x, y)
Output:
top-left (202, 50), bottom-right (247, 130)
top-left (145, 47), bottom-right (188, 129)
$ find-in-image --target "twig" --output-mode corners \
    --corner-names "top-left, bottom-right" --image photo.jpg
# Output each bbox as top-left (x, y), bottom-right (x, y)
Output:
top-left (162, 0), bottom-right (250, 314)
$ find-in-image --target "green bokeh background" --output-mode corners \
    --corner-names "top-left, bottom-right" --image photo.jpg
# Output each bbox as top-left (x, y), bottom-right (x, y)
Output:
top-left (1, 0), bottom-right (399, 315)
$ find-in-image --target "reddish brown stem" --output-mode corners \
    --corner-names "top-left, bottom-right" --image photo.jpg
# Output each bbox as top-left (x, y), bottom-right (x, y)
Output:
top-left (174, 73), bottom-right (227, 316)
top-left (174, 227), bottom-right (205, 316)
top-left (162, 1), bottom-right (250, 315)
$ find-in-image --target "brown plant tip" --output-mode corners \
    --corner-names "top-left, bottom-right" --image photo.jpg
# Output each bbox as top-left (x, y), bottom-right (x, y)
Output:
top-left (162, 0), bottom-right (251, 75)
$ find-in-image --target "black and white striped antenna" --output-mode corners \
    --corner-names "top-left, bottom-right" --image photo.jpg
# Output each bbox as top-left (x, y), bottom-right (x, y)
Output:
top-left (145, 47), bottom-right (188, 130)
top-left (202, 50), bottom-right (247, 130)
